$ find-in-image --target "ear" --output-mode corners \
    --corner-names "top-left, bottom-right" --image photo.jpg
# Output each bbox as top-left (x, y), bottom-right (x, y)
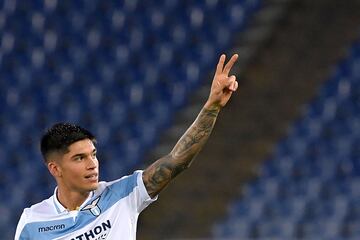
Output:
top-left (48, 161), bottom-right (62, 178)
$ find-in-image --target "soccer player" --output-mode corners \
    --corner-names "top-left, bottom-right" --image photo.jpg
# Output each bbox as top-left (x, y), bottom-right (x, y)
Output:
top-left (15, 54), bottom-right (239, 239)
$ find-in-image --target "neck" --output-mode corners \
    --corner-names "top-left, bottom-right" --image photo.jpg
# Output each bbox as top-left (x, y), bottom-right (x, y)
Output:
top-left (57, 186), bottom-right (90, 211)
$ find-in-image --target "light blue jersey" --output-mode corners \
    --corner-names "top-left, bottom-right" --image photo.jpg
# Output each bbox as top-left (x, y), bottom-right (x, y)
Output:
top-left (15, 171), bottom-right (157, 240)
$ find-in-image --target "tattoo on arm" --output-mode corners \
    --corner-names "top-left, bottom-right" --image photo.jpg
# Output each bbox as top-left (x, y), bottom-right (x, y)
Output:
top-left (143, 107), bottom-right (220, 198)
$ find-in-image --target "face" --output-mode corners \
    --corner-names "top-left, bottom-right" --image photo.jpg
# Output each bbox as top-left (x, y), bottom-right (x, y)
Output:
top-left (49, 139), bottom-right (99, 194)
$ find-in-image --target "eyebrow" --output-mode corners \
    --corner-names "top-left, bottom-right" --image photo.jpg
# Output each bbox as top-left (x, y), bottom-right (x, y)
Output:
top-left (70, 148), bottom-right (97, 159)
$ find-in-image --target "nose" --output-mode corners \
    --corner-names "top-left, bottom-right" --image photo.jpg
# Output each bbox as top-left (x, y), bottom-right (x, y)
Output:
top-left (87, 156), bottom-right (97, 170)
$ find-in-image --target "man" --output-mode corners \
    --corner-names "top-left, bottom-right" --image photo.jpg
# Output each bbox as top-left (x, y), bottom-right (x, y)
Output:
top-left (15, 54), bottom-right (239, 239)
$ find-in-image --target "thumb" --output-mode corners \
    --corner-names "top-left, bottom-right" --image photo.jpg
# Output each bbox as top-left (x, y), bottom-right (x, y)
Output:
top-left (226, 75), bottom-right (236, 88)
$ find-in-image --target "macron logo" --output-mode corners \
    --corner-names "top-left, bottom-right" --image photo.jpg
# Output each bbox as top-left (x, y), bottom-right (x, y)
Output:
top-left (38, 224), bottom-right (65, 232)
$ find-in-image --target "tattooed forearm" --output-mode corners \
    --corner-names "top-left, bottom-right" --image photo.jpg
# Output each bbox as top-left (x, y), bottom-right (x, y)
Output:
top-left (142, 155), bottom-right (187, 197)
top-left (171, 107), bottom-right (219, 159)
top-left (143, 106), bottom-right (220, 197)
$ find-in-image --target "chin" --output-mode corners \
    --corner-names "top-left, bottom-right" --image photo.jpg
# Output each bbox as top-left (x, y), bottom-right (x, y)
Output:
top-left (89, 183), bottom-right (99, 190)
top-left (84, 182), bottom-right (99, 192)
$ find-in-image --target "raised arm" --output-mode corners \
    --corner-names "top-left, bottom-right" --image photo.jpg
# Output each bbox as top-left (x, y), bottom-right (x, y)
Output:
top-left (143, 54), bottom-right (239, 198)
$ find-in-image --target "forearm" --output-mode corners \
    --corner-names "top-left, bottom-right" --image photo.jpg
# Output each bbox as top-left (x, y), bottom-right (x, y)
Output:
top-left (143, 103), bottom-right (220, 197)
top-left (170, 103), bottom-right (220, 166)
top-left (143, 53), bottom-right (239, 198)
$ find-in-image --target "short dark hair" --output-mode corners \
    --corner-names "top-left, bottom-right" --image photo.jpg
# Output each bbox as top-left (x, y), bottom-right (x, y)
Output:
top-left (40, 123), bottom-right (96, 162)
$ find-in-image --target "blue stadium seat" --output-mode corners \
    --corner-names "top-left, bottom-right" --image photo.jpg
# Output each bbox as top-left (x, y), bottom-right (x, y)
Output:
top-left (214, 37), bottom-right (360, 239)
top-left (0, 0), bottom-right (262, 237)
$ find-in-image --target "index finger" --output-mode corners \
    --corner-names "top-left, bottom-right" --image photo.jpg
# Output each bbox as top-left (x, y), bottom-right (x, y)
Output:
top-left (215, 54), bottom-right (226, 75)
top-left (223, 54), bottom-right (238, 75)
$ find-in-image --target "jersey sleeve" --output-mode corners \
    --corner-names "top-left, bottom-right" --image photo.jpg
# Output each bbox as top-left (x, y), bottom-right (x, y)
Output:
top-left (106, 170), bottom-right (157, 214)
top-left (133, 170), bottom-right (158, 213)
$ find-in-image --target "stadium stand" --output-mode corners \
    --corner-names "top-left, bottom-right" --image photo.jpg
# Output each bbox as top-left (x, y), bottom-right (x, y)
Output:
top-left (0, 0), bottom-right (261, 238)
top-left (213, 40), bottom-right (360, 239)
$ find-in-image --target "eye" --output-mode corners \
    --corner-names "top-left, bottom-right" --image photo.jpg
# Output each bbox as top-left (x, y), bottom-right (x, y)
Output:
top-left (92, 152), bottom-right (97, 159)
top-left (75, 156), bottom-right (84, 161)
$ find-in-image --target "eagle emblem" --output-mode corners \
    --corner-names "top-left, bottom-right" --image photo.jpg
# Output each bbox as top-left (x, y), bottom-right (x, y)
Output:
top-left (82, 196), bottom-right (101, 216)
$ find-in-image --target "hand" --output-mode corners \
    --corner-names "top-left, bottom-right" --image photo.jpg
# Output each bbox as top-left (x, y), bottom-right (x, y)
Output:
top-left (205, 54), bottom-right (239, 110)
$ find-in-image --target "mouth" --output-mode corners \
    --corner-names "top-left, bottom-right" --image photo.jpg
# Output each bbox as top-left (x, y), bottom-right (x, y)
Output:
top-left (84, 173), bottom-right (98, 182)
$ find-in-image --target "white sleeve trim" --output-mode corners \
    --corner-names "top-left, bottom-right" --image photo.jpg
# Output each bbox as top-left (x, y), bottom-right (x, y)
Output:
top-left (135, 170), bottom-right (158, 212)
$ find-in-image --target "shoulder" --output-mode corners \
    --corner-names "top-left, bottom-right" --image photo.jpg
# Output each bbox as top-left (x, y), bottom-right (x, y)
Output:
top-left (22, 195), bottom-right (55, 221)
top-left (95, 170), bottom-right (156, 213)
top-left (15, 196), bottom-right (55, 239)
top-left (31, 197), bottom-right (55, 213)
top-left (94, 171), bottom-right (143, 198)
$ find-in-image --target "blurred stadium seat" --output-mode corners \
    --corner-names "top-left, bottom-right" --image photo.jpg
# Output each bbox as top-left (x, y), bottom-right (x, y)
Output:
top-left (213, 41), bottom-right (360, 239)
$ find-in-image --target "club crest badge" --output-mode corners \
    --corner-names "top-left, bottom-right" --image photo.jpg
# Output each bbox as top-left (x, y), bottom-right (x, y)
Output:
top-left (82, 196), bottom-right (101, 216)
